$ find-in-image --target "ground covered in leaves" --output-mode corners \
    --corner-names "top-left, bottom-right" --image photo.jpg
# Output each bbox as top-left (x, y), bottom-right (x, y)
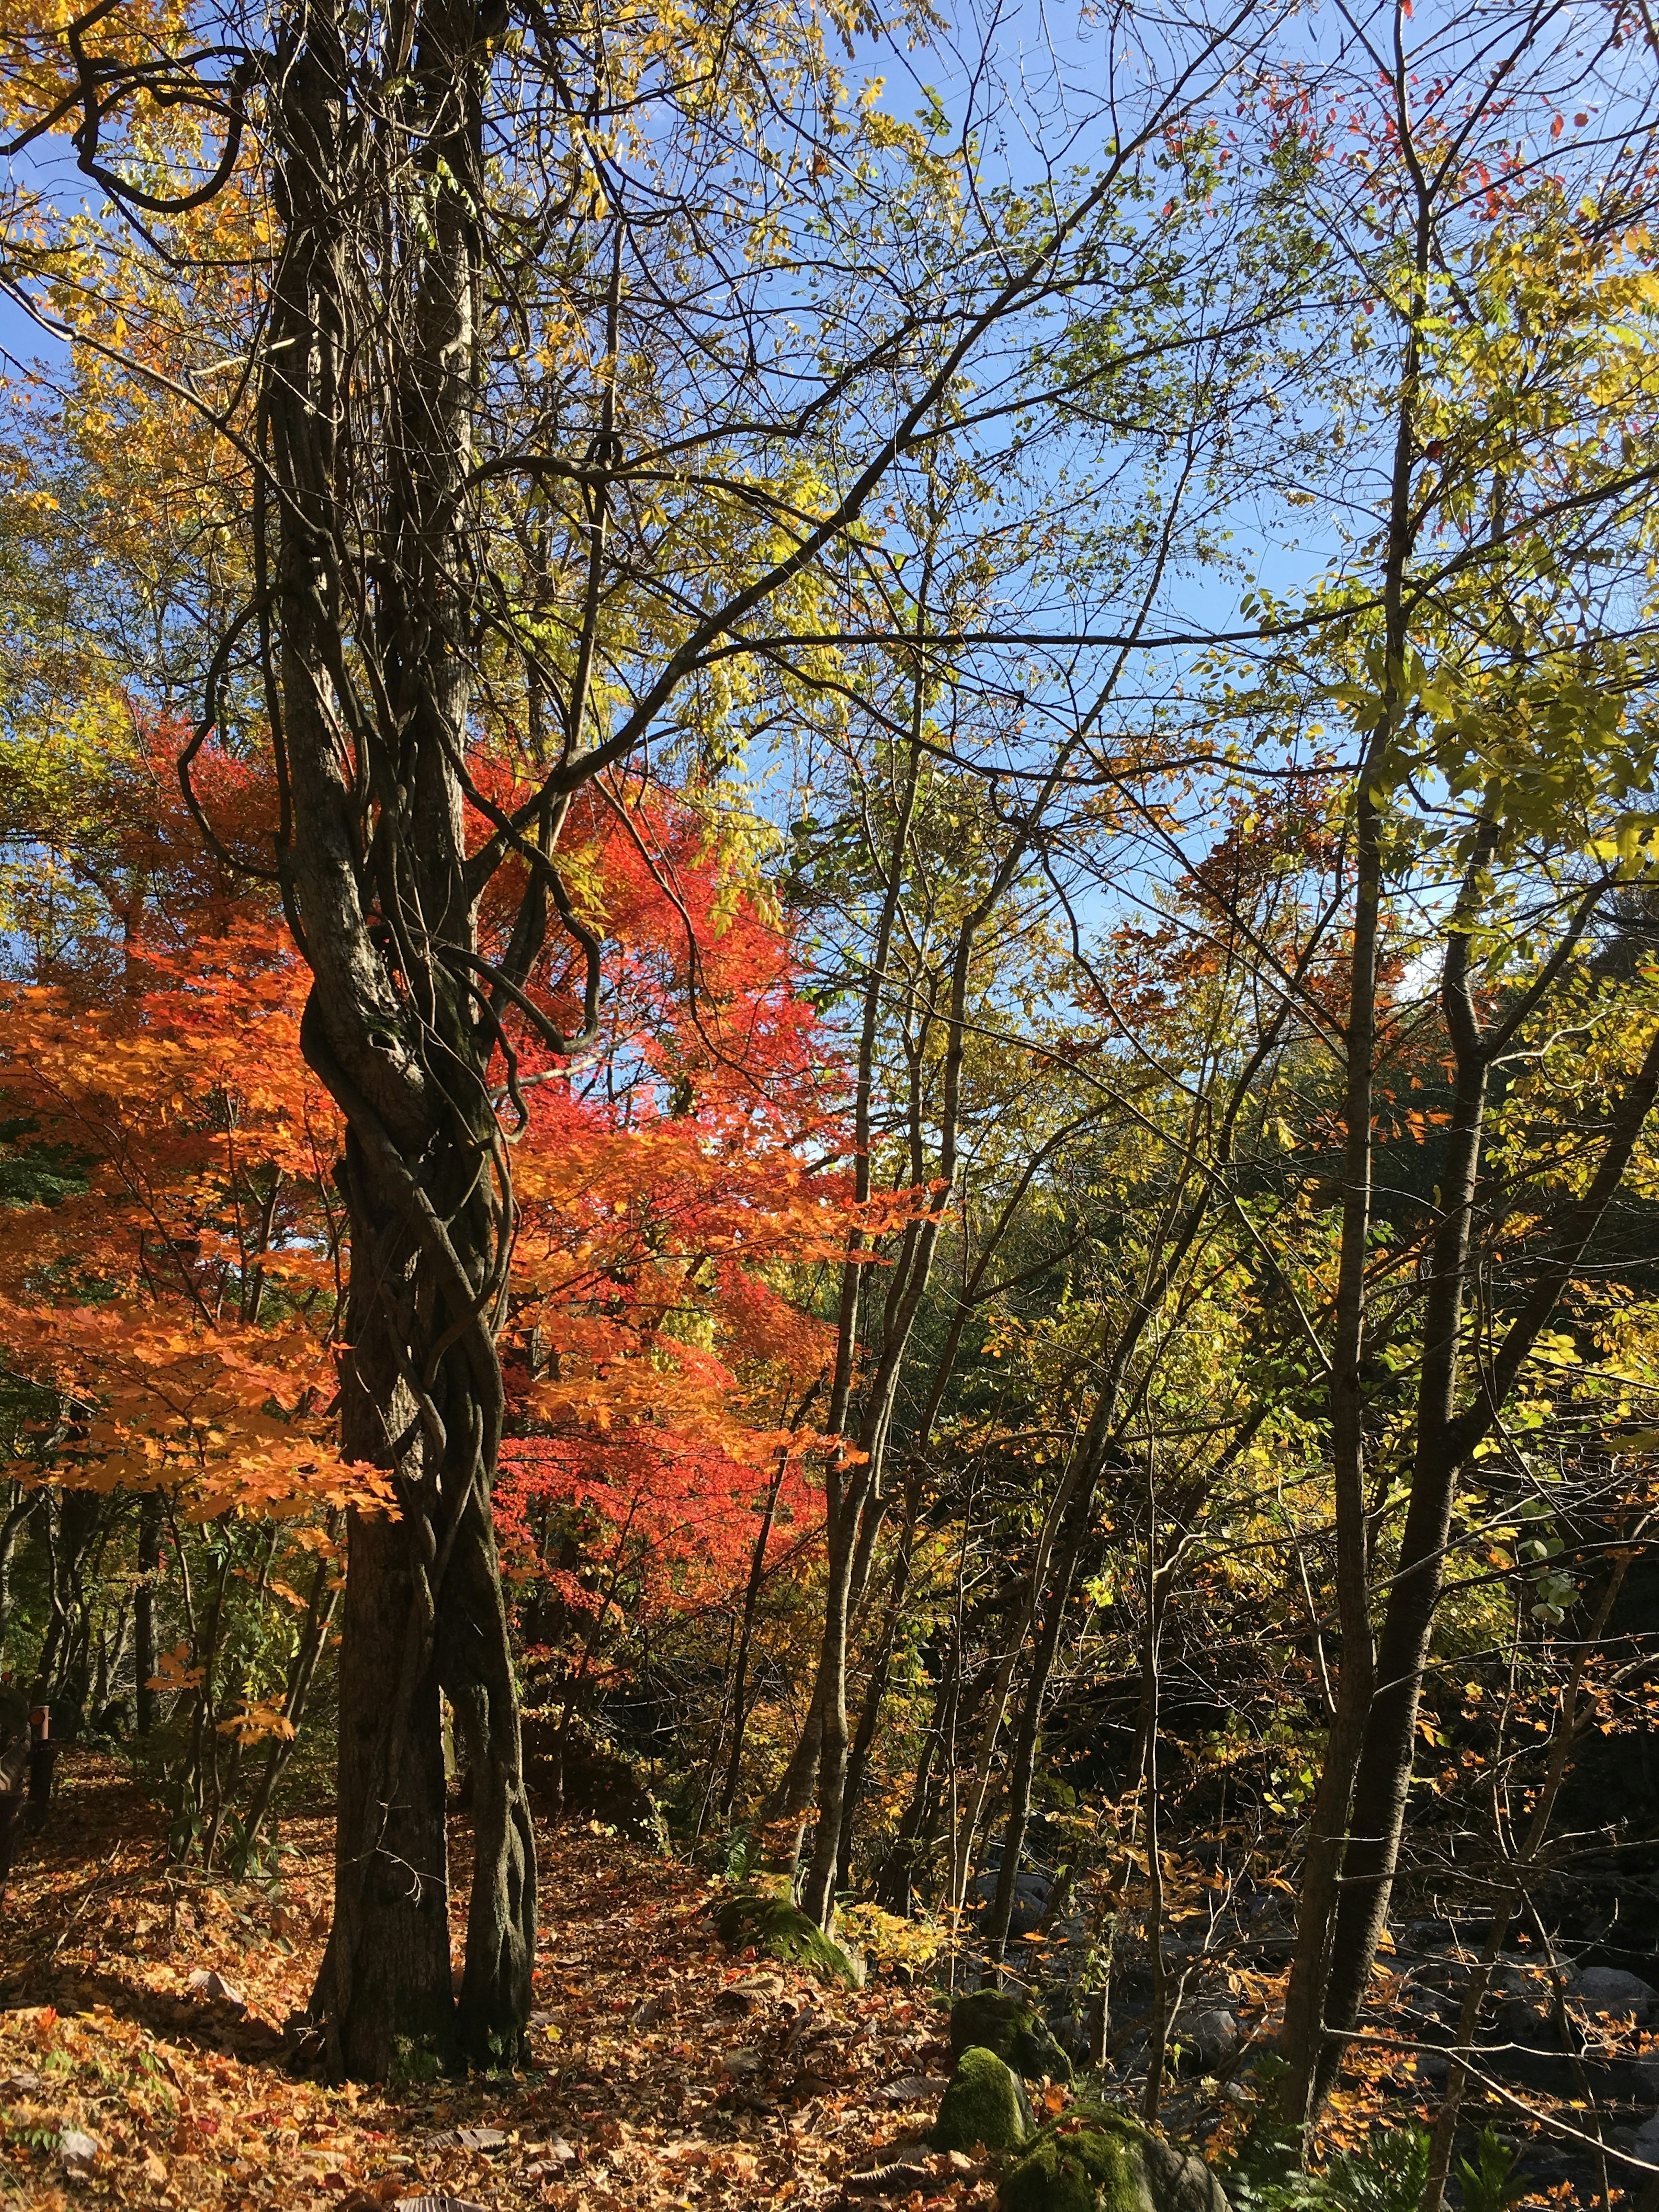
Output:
top-left (0, 1756), bottom-right (995, 2212)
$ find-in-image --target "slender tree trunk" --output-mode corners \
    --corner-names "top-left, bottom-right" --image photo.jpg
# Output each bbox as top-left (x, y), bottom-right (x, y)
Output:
top-left (1275, 303), bottom-right (1411, 2116)
top-left (798, 1460), bottom-right (875, 1925)
top-left (1420, 1557), bottom-right (1629, 2212)
top-left (241, 1528), bottom-right (341, 1858)
top-left (134, 1491), bottom-right (161, 1735)
top-left (721, 1447), bottom-right (792, 1821)
top-left (836, 1481), bottom-right (924, 1881)
top-left (0, 1490), bottom-right (35, 1656)
top-left (1310, 1018), bottom-right (1659, 2105)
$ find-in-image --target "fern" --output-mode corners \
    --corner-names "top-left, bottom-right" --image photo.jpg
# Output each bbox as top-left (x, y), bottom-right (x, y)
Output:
top-left (1457, 2126), bottom-right (1523, 2212)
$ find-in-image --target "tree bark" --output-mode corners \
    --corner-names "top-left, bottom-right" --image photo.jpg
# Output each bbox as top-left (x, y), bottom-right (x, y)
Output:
top-left (134, 1491), bottom-right (160, 1735)
top-left (264, 0), bottom-right (537, 2076)
top-left (1310, 1015), bottom-right (1659, 2106)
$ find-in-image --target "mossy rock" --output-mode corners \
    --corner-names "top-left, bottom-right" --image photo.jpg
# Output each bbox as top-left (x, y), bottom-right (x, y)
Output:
top-left (951, 1989), bottom-right (1074, 2084)
top-left (1000, 2104), bottom-right (1230, 2212)
top-left (931, 2045), bottom-right (1033, 2154)
top-left (713, 1892), bottom-right (863, 1989)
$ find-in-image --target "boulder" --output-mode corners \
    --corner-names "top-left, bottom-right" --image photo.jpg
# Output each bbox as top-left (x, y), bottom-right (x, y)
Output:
top-left (713, 1893), bottom-right (863, 1989)
top-left (931, 2046), bottom-right (1033, 2154)
top-left (1000, 2104), bottom-right (1230, 2212)
top-left (973, 1869), bottom-right (1054, 1940)
top-left (1180, 2009), bottom-right (1239, 2072)
top-left (1568, 1967), bottom-right (1656, 2019)
top-left (951, 1990), bottom-right (1074, 2084)
top-left (1490, 1997), bottom-right (1551, 2052)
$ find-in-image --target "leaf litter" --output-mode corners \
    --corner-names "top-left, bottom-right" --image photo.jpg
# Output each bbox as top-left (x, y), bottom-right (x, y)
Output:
top-left (0, 1756), bottom-right (997, 2212)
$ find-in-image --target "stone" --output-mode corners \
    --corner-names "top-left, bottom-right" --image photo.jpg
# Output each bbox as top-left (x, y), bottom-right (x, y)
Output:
top-left (931, 2046), bottom-right (1033, 2154)
top-left (1181, 2009), bottom-right (1239, 2070)
top-left (973, 1869), bottom-right (1054, 1940)
top-left (713, 1892), bottom-right (864, 1989)
top-left (715, 1972), bottom-right (784, 2015)
top-left (58, 2131), bottom-right (98, 2175)
top-left (999, 2104), bottom-right (1230, 2212)
top-left (186, 1967), bottom-right (246, 2013)
top-left (1491, 1997), bottom-right (1551, 2051)
top-left (951, 1990), bottom-right (1074, 2084)
top-left (1569, 1967), bottom-right (1656, 2019)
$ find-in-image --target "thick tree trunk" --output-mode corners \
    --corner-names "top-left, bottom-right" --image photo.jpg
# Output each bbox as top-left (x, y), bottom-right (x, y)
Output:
top-left (314, 1504), bottom-right (453, 2079)
top-left (264, 0), bottom-right (537, 2079)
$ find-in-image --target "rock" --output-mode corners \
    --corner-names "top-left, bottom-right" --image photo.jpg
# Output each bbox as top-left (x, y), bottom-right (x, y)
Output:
top-left (58, 2130), bottom-right (98, 2175)
top-left (1634, 2051), bottom-right (1659, 2099)
top-left (931, 2046), bottom-right (1033, 2154)
top-left (973, 1869), bottom-right (1054, 1940)
top-left (1000, 2104), bottom-right (1230, 2212)
top-left (186, 1967), bottom-right (246, 2013)
top-left (1491, 1997), bottom-right (1552, 2051)
top-left (1569, 1967), bottom-right (1656, 2019)
top-left (713, 1892), bottom-right (864, 1989)
top-left (715, 1972), bottom-right (784, 2015)
top-left (1181, 2009), bottom-right (1239, 2071)
top-left (951, 1990), bottom-right (1074, 2085)
top-left (1633, 2114), bottom-right (1659, 2153)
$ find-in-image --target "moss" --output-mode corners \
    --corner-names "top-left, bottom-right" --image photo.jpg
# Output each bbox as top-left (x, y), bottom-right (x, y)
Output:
top-left (951, 1989), bottom-right (1074, 2083)
top-left (931, 2045), bottom-right (1033, 2154)
top-left (713, 1892), bottom-right (863, 1989)
top-left (999, 2105), bottom-right (1155, 2212)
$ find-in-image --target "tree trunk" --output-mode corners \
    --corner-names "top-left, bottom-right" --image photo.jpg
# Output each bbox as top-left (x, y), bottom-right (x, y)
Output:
top-left (264, 0), bottom-right (537, 2078)
top-left (1310, 1013), bottom-right (1659, 2107)
top-left (134, 1490), bottom-right (160, 1735)
top-left (312, 1502), bottom-right (453, 2079)
top-left (721, 1447), bottom-right (792, 1821)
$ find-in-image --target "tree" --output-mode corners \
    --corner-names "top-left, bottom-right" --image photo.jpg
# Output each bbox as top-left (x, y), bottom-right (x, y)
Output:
top-left (0, 0), bottom-right (1282, 2072)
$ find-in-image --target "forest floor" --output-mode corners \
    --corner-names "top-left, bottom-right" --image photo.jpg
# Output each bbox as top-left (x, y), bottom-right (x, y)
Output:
top-left (0, 1753), bottom-right (993, 2212)
top-left (2, 1755), bottom-right (1648, 2212)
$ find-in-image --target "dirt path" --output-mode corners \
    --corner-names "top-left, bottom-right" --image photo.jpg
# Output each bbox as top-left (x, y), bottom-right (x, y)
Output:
top-left (0, 1756), bottom-right (993, 2211)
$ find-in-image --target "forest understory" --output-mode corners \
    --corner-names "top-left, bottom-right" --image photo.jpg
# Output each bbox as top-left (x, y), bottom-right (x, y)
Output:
top-left (3, 1752), bottom-right (1659, 2212)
